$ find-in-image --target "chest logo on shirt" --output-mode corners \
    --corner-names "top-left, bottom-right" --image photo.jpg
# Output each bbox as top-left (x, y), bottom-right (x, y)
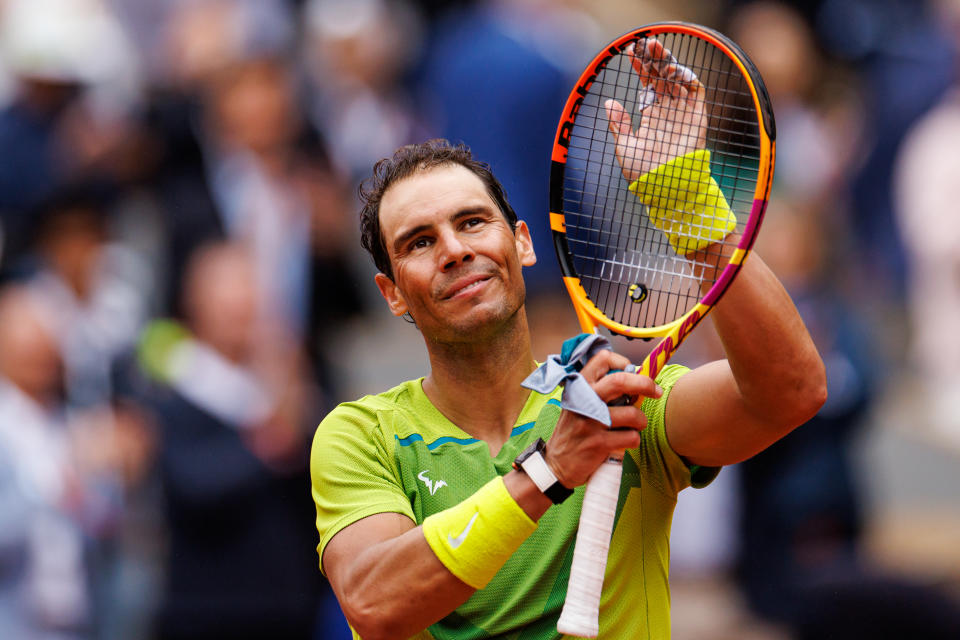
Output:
top-left (417, 469), bottom-right (448, 496)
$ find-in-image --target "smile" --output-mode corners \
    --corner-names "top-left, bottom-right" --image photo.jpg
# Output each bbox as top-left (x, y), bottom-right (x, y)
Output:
top-left (444, 275), bottom-right (492, 299)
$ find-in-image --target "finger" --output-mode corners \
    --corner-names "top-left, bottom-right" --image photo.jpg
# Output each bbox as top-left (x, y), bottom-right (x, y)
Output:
top-left (639, 50), bottom-right (661, 88)
top-left (660, 65), bottom-right (684, 99)
top-left (643, 38), bottom-right (703, 96)
top-left (600, 424), bottom-right (642, 452)
top-left (592, 370), bottom-right (663, 404)
top-left (626, 41), bottom-right (651, 86)
top-left (665, 62), bottom-right (695, 83)
top-left (641, 38), bottom-right (670, 75)
top-left (607, 405), bottom-right (648, 431)
top-left (652, 75), bottom-right (669, 100)
top-left (633, 38), bottom-right (666, 90)
top-left (666, 62), bottom-right (703, 97)
top-left (644, 39), bottom-right (680, 77)
top-left (580, 349), bottom-right (632, 382)
top-left (604, 99), bottom-right (633, 141)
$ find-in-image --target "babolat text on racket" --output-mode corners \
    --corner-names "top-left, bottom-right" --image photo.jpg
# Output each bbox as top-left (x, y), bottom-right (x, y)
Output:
top-left (550, 22), bottom-right (775, 638)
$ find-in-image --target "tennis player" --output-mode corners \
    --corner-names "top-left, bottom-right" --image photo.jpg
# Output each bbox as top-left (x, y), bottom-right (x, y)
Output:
top-left (311, 71), bottom-right (826, 640)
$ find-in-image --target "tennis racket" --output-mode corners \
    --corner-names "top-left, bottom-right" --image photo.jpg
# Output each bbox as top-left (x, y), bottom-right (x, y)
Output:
top-left (551, 23), bottom-right (775, 637)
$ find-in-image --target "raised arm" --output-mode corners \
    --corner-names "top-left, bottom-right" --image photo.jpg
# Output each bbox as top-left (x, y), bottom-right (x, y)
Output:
top-left (665, 249), bottom-right (827, 467)
top-left (605, 37), bottom-right (827, 466)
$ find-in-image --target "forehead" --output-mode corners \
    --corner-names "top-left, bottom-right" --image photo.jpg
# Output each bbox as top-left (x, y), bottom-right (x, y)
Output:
top-left (379, 164), bottom-right (496, 240)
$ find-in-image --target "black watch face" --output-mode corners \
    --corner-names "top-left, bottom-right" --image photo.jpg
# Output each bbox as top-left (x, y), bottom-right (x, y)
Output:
top-left (517, 438), bottom-right (543, 464)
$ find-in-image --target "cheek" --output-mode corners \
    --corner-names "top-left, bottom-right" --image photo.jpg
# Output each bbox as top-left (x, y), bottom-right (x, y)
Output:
top-left (391, 263), bottom-right (429, 305)
top-left (396, 249), bottom-right (438, 281)
top-left (500, 239), bottom-right (528, 271)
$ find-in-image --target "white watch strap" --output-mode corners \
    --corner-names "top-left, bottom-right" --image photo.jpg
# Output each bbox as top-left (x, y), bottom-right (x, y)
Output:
top-left (520, 450), bottom-right (559, 494)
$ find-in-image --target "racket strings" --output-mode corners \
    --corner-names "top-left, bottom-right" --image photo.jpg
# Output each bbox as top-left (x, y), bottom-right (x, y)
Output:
top-left (561, 31), bottom-right (761, 330)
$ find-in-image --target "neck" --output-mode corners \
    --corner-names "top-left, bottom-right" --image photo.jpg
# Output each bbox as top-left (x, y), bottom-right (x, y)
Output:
top-left (421, 309), bottom-right (536, 454)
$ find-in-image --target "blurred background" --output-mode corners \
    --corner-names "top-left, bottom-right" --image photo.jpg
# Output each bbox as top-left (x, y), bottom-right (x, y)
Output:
top-left (0, 0), bottom-right (957, 638)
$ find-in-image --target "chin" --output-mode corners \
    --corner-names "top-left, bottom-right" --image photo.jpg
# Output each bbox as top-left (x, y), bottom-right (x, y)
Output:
top-left (436, 302), bottom-right (525, 344)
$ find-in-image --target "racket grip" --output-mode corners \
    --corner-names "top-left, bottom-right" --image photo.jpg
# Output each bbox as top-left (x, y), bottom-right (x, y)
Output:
top-left (557, 457), bottom-right (623, 638)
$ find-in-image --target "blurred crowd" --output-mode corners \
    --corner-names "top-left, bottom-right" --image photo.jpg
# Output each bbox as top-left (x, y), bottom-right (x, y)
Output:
top-left (0, 0), bottom-right (957, 639)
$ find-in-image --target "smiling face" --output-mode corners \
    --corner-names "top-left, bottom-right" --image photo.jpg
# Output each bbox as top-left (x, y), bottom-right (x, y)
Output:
top-left (374, 164), bottom-right (536, 345)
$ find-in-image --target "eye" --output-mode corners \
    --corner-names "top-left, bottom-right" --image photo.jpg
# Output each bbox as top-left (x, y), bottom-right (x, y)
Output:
top-left (463, 216), bottom-right (484, 229)
top-left (409, 236), bottom-right (432, 251)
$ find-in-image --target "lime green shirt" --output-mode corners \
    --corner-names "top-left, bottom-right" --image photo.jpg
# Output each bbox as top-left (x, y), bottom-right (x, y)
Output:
top-left (311, 364), bottom-right (716, 639)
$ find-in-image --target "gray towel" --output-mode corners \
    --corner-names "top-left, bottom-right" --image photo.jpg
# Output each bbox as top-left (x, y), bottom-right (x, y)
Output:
top-left (522, 333), bottom-right (636, 425)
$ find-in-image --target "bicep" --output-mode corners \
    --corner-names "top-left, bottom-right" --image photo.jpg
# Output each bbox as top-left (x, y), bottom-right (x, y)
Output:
top-left (323, 511), bottom-right (418, 586)
top-left (664, 359), bottom-right (787, 467)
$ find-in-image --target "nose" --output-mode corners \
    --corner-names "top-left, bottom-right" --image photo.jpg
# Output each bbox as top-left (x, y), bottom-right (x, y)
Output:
top-left (437, 228), bottom-right (474, 271)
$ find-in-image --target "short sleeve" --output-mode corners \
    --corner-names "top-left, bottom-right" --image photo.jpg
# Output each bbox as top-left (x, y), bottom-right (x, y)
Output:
top-left (633, 364), bottom-right (720, 497)
top-left (311, 401), bottom-right (415, 573)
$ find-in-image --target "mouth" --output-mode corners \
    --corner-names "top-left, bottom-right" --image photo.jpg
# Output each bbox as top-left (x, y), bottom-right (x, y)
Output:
top-left (442, 274), bottom-right (493, 300)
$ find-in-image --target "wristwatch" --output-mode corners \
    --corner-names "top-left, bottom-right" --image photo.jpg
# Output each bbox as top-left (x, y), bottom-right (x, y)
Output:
top-left (513, 438), bottom-right (573, 504)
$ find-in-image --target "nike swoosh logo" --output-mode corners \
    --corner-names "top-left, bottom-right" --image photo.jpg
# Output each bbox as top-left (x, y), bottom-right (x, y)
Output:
top-left (447, 511), bottom-right (480, 549)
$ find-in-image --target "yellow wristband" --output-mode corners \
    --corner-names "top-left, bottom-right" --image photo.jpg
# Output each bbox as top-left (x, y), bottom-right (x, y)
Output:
top-left (628, 149), bottom-right (737, 255)
top-left (422, 476), bottom-right (537, 590)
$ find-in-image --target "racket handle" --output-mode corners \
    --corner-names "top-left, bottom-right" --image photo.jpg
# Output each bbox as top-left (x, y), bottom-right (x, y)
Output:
top-left (557, 457), bottom-right (623, 638)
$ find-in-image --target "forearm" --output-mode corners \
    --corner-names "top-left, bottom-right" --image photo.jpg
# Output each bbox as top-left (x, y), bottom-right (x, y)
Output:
top-left (329, 470), bottom-right (550, 640)
top-left (706, 252), bottom-right (826, 426)
top-left (335, 522), bottom-right (474, 640)
top-left (666, 249), bottom-right (826, 466)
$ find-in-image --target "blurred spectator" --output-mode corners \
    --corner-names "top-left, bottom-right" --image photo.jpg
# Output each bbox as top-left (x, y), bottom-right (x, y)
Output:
top-left (735, 199), bottom-right (960, 640)
top-left (131, 0), bottom-right (242, 318)
top-left (142, 243), bottom-right (330, 640)
top-left (202, 53), bottom-right (366, 384)
top-left (728, 2), bottom-right (862, 205)
top-left (112, 0), bottom-right (293, 88)
top-left (302, 0), bottom-right (429, 184)
top-left (139, 0), bottom-right (365, 381)
top-left (200, 56), bottom-right (318, 337)
top-left (17, 185), bottom-right (160, 639)
top-left (0, 286), bottom-right (89, 637)
top-left (27, 186), bottom-right (152, 411)
top-left (813, 0), bottom-right (955, 294)
top-left (0, 0), bottom-right (139, 281)
top-left (894, 0), bottom-right (960, 441)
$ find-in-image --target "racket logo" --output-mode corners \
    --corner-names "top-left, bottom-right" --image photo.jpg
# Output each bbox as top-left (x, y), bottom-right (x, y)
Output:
top-left (627, 283), bottom-right (648, 303)
top-left (556, 41), bottom-right (634, 157)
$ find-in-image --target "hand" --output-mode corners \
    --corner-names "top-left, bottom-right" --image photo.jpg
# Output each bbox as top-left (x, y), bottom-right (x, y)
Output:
top-left (605, 37), bottom-right (707, 182)
top-left (543, 349), bottom-right (662, 488)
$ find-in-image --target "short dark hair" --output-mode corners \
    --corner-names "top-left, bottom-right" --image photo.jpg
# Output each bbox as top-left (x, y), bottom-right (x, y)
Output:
top-left (359, 139), bottom-right (518, 280)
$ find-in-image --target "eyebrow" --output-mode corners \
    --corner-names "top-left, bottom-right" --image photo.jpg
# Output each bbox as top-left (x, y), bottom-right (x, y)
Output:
top-left (391, 206), bottom-right (490, 253)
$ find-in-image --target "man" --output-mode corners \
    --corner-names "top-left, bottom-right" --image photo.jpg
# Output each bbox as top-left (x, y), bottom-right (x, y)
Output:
top-left (146, 243), bottom-right (323, 639)
top-left (0, 286), bottom-right (89, 636)
top-left (312, 41), bottom-right (826, 640)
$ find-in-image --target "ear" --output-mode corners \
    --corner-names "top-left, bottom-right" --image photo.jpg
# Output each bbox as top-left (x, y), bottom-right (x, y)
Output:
top-left (375, 272), bottom-right (409, 317)
top-left (514, 220), bottom-right (537, 267)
